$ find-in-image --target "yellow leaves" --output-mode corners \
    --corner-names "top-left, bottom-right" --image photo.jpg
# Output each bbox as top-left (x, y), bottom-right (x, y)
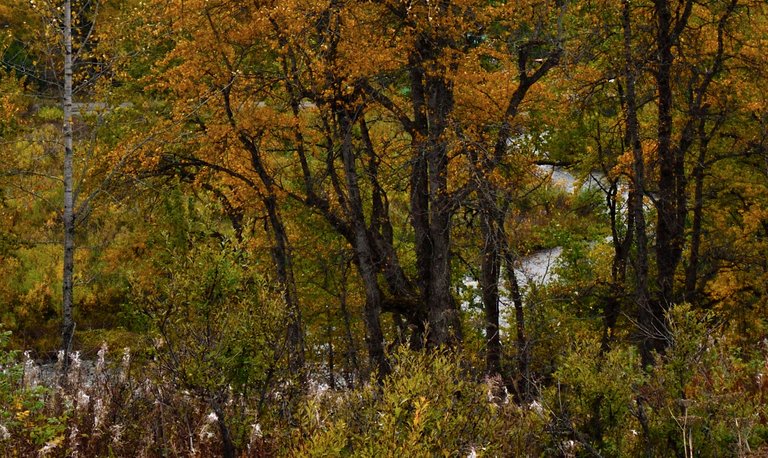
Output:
top-left (22, 282), bottom-right (54, 316)
top-left (411, 395), bottom-right (430, 430)
top-left (714, 267), bottom-right (747, 306)
top-left (610, 140), bottom-right (654, 184)
top-left (741, 205), bottom-right (768, 235)
top-left (0, 72), bottom-right (27, 129)
top-left (15, 409), bottom-right (30, 422)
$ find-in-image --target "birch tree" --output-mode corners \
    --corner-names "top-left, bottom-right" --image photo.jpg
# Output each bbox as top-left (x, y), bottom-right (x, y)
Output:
top-left (61, 0), bottom-right (76, 364)
top-left (1, 0), bottom-right (111, 366)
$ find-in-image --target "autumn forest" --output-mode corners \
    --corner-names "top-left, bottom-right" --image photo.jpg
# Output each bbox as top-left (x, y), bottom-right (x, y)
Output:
top-left (1, 0), bottom-right (768, 455)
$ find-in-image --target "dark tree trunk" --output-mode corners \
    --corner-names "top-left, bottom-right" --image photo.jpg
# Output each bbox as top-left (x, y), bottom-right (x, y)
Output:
top-left (685, 130), bottom-right (708, 302)
top-left (408, 44), bottom-right (462, 347)
top-left (325, 302), bottom-right (336, 390)
top-left (604, 179), bottom-right (633, 352)
top-left (594, 114), bottom-right (633, 352)
top-left (503, 250), bottom-right (529, 402)
top-left (684, 1), bottom-right (735, 301)
top-left (649, 0), bottom-right (693, 360)
top-left (211, 400), bottom-right (236, 458)
top-left (623, 0), bottom-right (653, 365)
top-left (409, 61), bottom-right (434, 341)
top-left (480, 212), bottom-right (502, 377)
top-left (426, 189), bottom-right (460, 346)
top-left (360, 116), bottom-right (423, 344)
top-left (338, 109), bottom-right (389, 377)
top-left (203, 184), bottom-right (244, 244)
top-left (263, 196), bottom-right (306, 378)
top-left (221, 84), bottom-right (307, 380)
top-left (472, 34), bottom-right (560, 382)
top-left (652, 0), bottom-right (678, 357)
top-left (338, 260), bottom-right (359, 388)
top-left (426, 77), bottom-right (460, 346)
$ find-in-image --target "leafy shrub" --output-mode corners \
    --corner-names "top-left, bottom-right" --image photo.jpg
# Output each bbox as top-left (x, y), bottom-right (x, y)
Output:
top-left (291, 347), bottom-right (548, 457)
top-left (545, 338), bottom-right (646, 455)
top-left (641, 305), bottom-right (768, 456)
top-left (540, 305), bottom-right (768, 456)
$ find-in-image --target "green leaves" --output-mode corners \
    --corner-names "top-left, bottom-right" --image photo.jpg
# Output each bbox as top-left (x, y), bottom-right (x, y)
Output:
top-left (293, 348), bottom-right (538, 457)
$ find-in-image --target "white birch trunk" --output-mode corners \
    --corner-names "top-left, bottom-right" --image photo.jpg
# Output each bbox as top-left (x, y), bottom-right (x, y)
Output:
top-left (62, 0), bottom-right (76, 367)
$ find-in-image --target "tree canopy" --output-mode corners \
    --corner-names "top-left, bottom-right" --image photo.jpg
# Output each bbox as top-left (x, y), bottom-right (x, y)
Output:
top-left (1, 0), bottom-right (768, 455)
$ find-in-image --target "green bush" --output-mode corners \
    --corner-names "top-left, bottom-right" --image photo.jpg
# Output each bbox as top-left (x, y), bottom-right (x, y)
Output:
top-left (545, 338), bottom-right (646, 455)
top-left (540, 305), bottom-right (768, 456)
top-left (291, 347), bottom-right (548, 457)
top-left (641, 305), bottom-right (767, 456)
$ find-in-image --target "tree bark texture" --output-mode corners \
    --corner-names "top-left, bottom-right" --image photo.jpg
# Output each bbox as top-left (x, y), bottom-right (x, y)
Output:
top-left (409, 38), bottom-right (462, 347)
top-left (622, 0), bottom-right (653, 365)
top-left (503, 250), bottom-right (529, 402)
top-left (649, 0), bottom-right (693, 359)
top-left (61, 0), bottom-right (76, 366)
top-left (339, 108), bottom-right (389, 377)
top-left (480, 211), bottom-right (502, 377)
